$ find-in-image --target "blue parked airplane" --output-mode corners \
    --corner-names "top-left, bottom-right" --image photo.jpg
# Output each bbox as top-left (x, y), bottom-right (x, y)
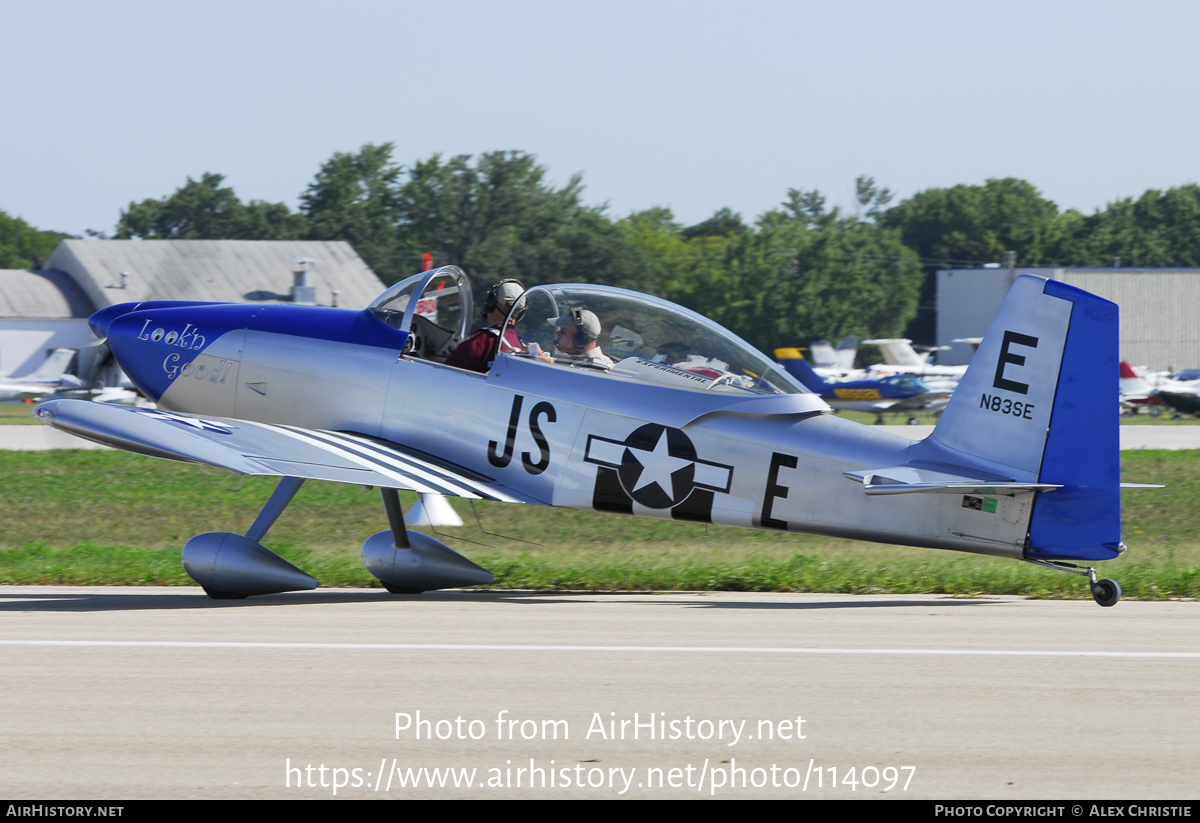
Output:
top-left (34, 269), bottom-right (1145, 606)
top-left (774, 349), bottom-right (952, 425)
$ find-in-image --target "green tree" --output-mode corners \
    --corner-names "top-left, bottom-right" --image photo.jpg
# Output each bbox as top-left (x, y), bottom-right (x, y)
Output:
top-left (300, 143), bottom-right (404, 279)
top-left (880, 177), bottom-right (1061, 267)
top-left (114, 173), bottom-right (306, 240)
top-left (879, 177), bottom-right (1061, 342)
top-left (714, 194), bottom-right (923, 354)
top-left (854, 175), bottom-right (894, 221)
top-left (394, 151), bottom-right (651, 297)
top-left (619, 207), bottom-right (736, 308)
top-left (0, 211), bottom-right (71, 268)
top-left (681, 207), bottom-right (747, 240)
top-left (1054, 184), bottom-right (1200, 267)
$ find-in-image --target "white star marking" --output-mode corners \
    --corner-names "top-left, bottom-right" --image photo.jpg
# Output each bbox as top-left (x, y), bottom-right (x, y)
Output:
top-left (137, 409), bottom-right (232, 434)
top-left (628, 429), bottom-right (693, 498)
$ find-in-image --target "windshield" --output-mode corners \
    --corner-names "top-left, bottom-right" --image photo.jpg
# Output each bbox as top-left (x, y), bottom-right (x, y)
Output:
top-left (368, 268), bottom-right (471, 349)
top-left (503, 284), bottom-right (808, 395)
top-left (883, 375), bottom-right (929, 392)
top-left (369, 271), bottom-right (424, 320)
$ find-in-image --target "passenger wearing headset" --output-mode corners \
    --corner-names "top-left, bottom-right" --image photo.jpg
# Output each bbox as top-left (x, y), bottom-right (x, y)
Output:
top-left (539, 307), bottom-right (615, 370)
top-left (444, 279), bottom-right (525, 373)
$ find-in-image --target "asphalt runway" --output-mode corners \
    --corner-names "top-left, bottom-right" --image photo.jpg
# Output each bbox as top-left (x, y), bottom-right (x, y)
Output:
top-left (0, 586), bottom-right (1196, 799)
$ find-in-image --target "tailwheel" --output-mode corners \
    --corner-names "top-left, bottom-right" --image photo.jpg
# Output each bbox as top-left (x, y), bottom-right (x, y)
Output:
top-left (1090, 578), bottom-right (1122, 607)
top-left (1023, 557), bottom-right (1121, 607)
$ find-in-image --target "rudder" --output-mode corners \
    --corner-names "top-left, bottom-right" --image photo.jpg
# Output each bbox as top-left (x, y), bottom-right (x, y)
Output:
top-left (1027, 280), bottom-right (1120, 561)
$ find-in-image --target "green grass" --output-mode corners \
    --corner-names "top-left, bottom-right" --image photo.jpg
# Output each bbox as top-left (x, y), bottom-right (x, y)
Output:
top-left (0, 449), bottom-right (1197, 598)
top-left (831, 408), bottom-right (1200, 427)
top-left (0, 403), bottom-right (39, 424)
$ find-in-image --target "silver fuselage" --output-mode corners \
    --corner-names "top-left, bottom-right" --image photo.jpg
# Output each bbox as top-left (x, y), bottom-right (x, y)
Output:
top-left (151, 324), bottom-right (1031, 559)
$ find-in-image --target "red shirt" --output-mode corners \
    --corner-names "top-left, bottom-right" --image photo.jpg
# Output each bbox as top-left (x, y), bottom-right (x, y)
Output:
top-left (444, 324), bottom-right (522, 373)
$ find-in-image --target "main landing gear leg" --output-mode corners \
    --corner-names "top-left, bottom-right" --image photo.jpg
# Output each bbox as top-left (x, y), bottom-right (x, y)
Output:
top-left (361, 488), bottom-right (495, 594)
top-left (1023, 557), bottom-right (1121, 607)
top-left (379, 488), bottom-right (423, 594)
top-left (182, 476), bottom-right (319, 600)
top-left (246, 476), bottom-right (306, 544)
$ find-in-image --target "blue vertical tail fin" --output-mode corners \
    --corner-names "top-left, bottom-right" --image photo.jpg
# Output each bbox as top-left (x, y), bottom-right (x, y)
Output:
top-left (774, 348), bottom-right (830, 393)
top-left (917, 275), bottom-right (1120, 561)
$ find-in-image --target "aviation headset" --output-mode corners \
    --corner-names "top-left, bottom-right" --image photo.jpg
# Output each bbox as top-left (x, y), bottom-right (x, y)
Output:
top-left (564, 307), bottom-right (594, 351)
top-left (483, 279), bottom-right (526, 323)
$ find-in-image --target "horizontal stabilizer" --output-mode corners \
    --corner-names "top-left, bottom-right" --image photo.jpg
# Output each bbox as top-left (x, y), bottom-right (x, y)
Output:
top-left (844, 467), bottom-right (1060, 497)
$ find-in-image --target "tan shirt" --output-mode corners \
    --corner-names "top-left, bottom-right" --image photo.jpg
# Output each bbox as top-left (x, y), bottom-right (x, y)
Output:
top-left (551, 347), bottom-right (615, 370)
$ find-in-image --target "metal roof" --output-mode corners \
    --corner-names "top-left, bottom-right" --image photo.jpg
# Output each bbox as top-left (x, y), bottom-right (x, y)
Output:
top-left (0, 268), bottom-right (97, 319)
top-left (45, 239), bottom-right (387, 311)
top-left (937, 266), bottom-right (1200, 370)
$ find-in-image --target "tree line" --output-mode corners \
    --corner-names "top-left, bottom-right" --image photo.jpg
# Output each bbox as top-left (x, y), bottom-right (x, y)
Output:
top-left (6, 144), bottom-right (1200, 353)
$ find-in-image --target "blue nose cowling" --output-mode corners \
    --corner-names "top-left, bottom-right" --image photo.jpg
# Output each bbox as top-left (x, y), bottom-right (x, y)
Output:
top-left (89, 302), bottom-right (143, 339)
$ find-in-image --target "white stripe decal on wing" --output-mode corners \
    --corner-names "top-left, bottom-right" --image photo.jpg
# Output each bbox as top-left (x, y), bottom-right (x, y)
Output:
top-left (290, 428), bottom-right (482, 499)
top-left (237, 420), bottom-right (460, 495)
top-left (320, 430), bottom-right (520, 503)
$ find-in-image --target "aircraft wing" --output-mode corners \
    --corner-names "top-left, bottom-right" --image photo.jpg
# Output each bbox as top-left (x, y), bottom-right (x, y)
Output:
top-left (33, 399), bottom-right (532, 503)
top-left (874, 392), bottom-right (952, 413)
top-left (0, 381), bottom-right (45, 403)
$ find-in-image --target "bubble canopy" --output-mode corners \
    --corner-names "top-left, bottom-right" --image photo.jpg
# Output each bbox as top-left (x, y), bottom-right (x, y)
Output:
top-left (504, 284), bottom-right (809, 396)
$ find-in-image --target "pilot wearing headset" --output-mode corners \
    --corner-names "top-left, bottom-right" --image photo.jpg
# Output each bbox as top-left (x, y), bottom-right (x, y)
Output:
top-left (539, 307), bottom-right (615, 370)
top-left (444, 279), bottom-right (525, 373)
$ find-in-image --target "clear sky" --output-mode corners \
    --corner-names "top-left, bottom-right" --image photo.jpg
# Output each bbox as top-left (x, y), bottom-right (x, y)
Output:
top-left (4, 0), bottom-right (1198, 235)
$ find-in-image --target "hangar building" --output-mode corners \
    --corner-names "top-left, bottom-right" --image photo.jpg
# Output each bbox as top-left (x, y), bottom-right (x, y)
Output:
top-left (0, 239), bottom-right (385, 379)
top-left (937, 267), bottom-right (1200, 372)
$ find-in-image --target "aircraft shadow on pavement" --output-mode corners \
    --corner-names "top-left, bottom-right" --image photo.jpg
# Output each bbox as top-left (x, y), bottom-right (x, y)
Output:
top-left (0, 589), bottom-right (592, 613)
top-left (0, 589), bottom-right (1002, 613)
top-left (674, 598), bottom-right (1001, 610)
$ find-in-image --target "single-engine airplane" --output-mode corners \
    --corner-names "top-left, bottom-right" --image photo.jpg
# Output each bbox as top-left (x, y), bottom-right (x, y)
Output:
top-left (0, 347), bottom-right (83, 402)
top-left (36, 269), bottom-right (1145, 606)
top-left (774, 349), bottom-right (951, 425)
top-left (807, 335), bottom-right (860, 377)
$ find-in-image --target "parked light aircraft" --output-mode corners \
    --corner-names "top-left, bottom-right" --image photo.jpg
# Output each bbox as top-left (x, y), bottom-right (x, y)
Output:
top-left (0, 348), bottom-right (83, 402)
top-left (36, 269), bottom-right (1145, 606)
top-left (1156, 388), bottom-right (1200, 417)
top-left (807, 335), bottom-right (859, 376)
top-left (864, 338), bottom-right (967, 383)
top-left (1150, 367), bottom-right (1200, 418)
top-left (1119, 361), bottom-right (1164, 416)
top-left (774, 348), bottom-right (950, 424)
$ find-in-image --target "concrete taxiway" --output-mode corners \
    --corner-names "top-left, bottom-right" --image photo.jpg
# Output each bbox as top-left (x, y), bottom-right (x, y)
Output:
top-left (0, 586), bottom-right (1196, 799)
top-left (883, 425), bottom-right (1200, 450)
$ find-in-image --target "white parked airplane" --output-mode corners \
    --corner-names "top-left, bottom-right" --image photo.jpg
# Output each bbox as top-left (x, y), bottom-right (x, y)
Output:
top-left (862, 338), bottom-right (965, 391)
top-left (0, 348), bottom-right (83, 402)
top-left (807, 335), bottom-right (860, 378)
